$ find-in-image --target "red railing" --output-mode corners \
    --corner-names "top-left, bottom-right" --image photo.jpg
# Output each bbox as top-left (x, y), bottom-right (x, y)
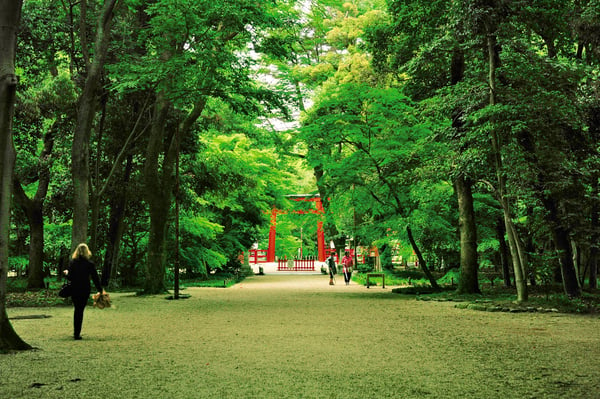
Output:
top-left (249, 249), bottom-right (268, 264)
top-left (277, 257), bottom-right (316, 271)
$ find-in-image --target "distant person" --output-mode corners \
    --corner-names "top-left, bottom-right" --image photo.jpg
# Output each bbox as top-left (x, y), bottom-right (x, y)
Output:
top-left (327, 254), bottom-right (337, 285)
top-left (342, 252), bottom-right (353, 285)
top-left (63, 243), bottom-right (103, 340)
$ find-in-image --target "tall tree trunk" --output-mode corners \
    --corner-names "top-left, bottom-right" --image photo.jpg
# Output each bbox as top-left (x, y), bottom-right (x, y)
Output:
top-left (485, 26), bottom-right (528, 302)
top-left (144, 192), bottom-right (170, 293)
top-left (0, 0), bottom-right (31, 351)
top-left (71, 0), bottom-right (117, 249)
top-left (449, 45), bottom-right (479, 294)
top-left (143, 98), bottom-right (171, 294)
top-left (143, 96), bottom-right (207, 294)
top-left (454, 175), bottom-right (480, 294)
top-left (450, 46), bottom-right (480, 294)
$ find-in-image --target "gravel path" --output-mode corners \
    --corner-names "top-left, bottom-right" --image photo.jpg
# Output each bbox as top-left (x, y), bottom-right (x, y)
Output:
top-left (2, 274), bottom-right (600, 398)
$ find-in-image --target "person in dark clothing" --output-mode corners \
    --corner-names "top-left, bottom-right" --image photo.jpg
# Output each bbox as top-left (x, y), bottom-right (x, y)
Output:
top-left (327, 254), bottom-right (337, 285)
top-left (64, 243), bottom-right (103, 340)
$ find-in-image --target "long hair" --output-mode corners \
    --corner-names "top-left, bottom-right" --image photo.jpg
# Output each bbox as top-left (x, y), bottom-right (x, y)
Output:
top-left (72, 243), bottom-right (92, 260)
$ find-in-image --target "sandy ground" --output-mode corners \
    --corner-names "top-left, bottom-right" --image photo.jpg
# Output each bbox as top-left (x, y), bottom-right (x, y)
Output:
top-left (2, 274), bottom-right (600, 399)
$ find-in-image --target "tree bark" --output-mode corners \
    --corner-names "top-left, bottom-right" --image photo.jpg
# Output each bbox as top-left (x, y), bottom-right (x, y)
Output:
top-left (13, 182), bottom-right (45, 289)
top-left (143, 97), bottom-right (171, 294)
top-left (485, 26), bottom-right (528, 302)
top-left (542, 197), bottom-right (581, 297)
top-left (496, 218), bottom-right (511, 287)
top-left (454, 175), bottom-right (480, 294)
top-left (71, 0), bottom-right (117, 249)
top-left (449, 44), bottom-right (479, 294)
top-left (142, 96), bottom-right (208, 294)
top-left (102, 155), bottom-right (132, 288)
top-left (12, 122), bottom-right (56, 289)
top-left (0, 0), bottom-right (31, 351)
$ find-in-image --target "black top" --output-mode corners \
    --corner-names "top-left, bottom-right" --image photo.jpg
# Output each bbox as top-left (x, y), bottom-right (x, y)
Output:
top-left (327, 257), bottom-right (337, 275)
top-left (67, 258), bottom-right (102, 298)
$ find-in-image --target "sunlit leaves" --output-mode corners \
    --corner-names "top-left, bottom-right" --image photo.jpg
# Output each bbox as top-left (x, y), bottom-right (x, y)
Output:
top-left (300, 80), bottom-right (442, 249)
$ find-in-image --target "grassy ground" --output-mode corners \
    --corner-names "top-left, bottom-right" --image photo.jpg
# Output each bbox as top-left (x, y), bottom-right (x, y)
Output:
top-left (2, 274), bottom-right (600, 398)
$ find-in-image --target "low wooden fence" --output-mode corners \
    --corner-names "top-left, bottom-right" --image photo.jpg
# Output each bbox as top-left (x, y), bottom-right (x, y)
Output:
top-left (277, 257), bottom-right (316, 271)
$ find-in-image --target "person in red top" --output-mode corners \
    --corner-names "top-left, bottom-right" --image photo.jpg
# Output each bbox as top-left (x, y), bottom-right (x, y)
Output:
top-left (342, 252), bottom-right (353, 285)
top-left (64, 243), bottom-right (103, 340)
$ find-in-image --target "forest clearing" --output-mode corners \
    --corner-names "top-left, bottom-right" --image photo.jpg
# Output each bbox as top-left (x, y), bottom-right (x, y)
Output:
top-left (3, 275), bottom-right (600, 399)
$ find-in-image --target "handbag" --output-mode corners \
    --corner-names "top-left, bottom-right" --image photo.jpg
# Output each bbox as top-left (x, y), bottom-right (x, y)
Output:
top-left (58, 281), bottom-right (73, 298)
top-left (92, 292), bottom-right (111, 309)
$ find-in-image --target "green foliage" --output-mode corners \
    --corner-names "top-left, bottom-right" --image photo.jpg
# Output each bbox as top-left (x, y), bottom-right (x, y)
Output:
top-left (8, 256), bottom-right (28, 275)
top-left (437, 269), bottom-right (461, 286)
top-left (300, 80), bottom-right (456, 264)
top-left (179, 273), bottom-right (243, 288)
top-left (176, 125), bottom-right (292, 274)
top-left (44, 222), bottom-right (72, 261)
top-left (179, 214), bottom-right (226, 272)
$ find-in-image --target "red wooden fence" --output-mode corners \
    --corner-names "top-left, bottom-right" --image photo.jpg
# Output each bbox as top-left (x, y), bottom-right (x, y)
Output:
top-left (249, 249), bottom-right (268, 264)
top-left (277, 257), bottom-right (316, 271)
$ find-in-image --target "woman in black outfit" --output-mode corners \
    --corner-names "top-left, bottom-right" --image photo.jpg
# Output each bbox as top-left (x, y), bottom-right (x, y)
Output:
top-left (64, 243), bottom-right (102, 340)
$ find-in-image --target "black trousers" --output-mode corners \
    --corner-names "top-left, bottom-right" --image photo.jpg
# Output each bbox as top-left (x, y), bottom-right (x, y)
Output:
top-left (344, 272), bottom-right (350, 283)
top-left (72, 295), bottom-right (89, 338)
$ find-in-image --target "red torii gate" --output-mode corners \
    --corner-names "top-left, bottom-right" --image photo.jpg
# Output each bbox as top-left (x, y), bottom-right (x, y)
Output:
top-left (267, 194), bottom-right (326, 262)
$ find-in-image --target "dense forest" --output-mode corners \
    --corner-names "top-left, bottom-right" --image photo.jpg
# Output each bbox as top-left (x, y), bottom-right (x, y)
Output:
top-left (1, 0), bottom-right (599, 350)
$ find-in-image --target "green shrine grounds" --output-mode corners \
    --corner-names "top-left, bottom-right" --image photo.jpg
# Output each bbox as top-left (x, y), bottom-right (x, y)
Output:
top-left (2, 274), bottom-right (600, 399)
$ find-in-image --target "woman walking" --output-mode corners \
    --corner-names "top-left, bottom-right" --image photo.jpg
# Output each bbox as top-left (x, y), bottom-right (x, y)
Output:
top-left (342, 252), bottom-right (353, 285)
top-left (64, 243), bottom-right (103, 340)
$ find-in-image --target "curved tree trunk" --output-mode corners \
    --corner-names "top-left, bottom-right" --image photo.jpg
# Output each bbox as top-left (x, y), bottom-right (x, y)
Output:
top-left (13, 122), bottom-right (56, 290)
top-left (13, 184), bottom-right (46, 289)
top-left (485, 26), bottom-right (528, 302)
top-left (496, 219), bottom-right (511, 287)
top-left (406, 226), bottom-right (440, 291)
top-left (0, 0), bottom-right (31, 351)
